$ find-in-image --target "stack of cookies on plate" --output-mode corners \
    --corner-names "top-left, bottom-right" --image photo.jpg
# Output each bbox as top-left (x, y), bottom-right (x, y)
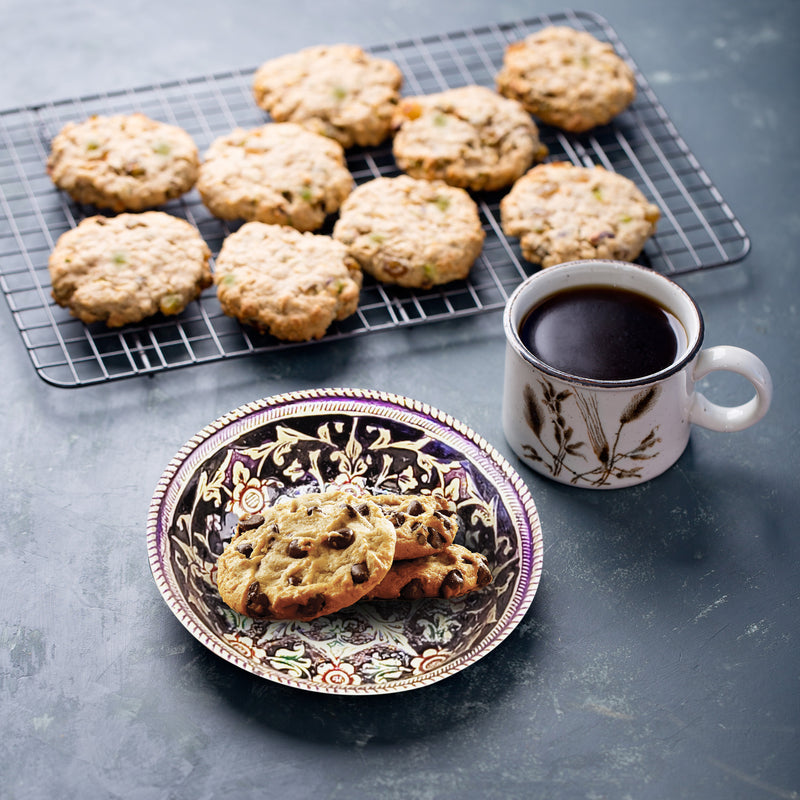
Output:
top-left (215, 488), bottom-right (493, 621)
top-left (45, 25), bottom-right (660, 337)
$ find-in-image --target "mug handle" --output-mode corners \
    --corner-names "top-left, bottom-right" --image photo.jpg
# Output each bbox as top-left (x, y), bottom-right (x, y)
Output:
top-left (689, 346), bottom-right (773, 432)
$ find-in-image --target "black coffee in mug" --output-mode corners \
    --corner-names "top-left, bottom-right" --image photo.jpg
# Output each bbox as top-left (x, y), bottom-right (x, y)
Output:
top-left (518, 285), bottom-right (687, 381)
top-left (504, 260), bottom-right (771, 488)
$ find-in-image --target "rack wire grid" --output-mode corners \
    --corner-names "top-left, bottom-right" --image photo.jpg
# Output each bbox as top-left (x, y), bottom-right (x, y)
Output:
top-left (0, 10), bottom-right (750, 388)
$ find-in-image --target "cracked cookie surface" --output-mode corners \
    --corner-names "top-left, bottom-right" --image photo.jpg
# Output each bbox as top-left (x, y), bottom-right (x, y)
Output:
top-left (47, 113), bottom-right (199, 211)
top-left (496, 26), bottom-right (636, 133)
top-left (368, 493), bottom-right (459, 560)
top-left (332, 175), bottom-right (485, 288)
top-left (500, 162), bottom-right (660, 268)
top-left (48, 211), bottom-right (211, 327)
top-left (252, 44), bottom-right (403, 148)
top-left (216, 490), bottom-right (396, 621)
top-left (365, 544), bottom-right (493, 601)
top-left (392, 85), bottom-right (547, 191)
top-left (197, 123), bottom-right (352, 231)
top-left (214, 221), bottom-right (362, 341)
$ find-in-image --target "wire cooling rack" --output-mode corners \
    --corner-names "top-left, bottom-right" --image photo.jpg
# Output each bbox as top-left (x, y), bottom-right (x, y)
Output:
top-left (0, 10), bottom-right (749, 388)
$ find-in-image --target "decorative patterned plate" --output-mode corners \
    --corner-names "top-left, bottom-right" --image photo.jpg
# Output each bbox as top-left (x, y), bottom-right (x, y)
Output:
top-left (147, 388), bottom-right (543, 694)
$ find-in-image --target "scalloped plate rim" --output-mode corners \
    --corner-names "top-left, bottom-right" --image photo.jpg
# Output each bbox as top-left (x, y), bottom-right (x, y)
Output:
top-left (147, 387), bottom-right (544, 695)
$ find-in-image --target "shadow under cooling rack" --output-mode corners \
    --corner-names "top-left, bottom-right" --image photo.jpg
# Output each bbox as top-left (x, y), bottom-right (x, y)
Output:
top-left (0, 10), bottom-right (749, 387)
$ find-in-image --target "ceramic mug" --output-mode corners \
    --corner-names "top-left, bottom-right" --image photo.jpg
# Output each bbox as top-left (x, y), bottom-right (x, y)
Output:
top-left (502, 260), bottom-right (772, 489)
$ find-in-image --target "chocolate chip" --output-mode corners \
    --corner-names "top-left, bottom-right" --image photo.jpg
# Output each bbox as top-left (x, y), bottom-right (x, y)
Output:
top-left (306, 505), bottom-right (320, 516)
top-left (407, 500), bottom-right (424, 516)
top-left (344, 503), bottom-right (358, 518)
top-left (357, 503), bottom-right (371, 517)
top-left (351, 562), bottom-right (370, 584)
top-left (326, 528), bottom-right (355, 550)
top-left (390, 512), bottom-right (406, 527)
top-left (426, 528), bottom-right (446, 549)
top-left (400, 578), bottom-right (425, 600)
top-left (245, 582), bottom-right (271, 617)
top-left (477, 563), bottom-right (492, 586)
top-left (297, 594), bottom-right (325, 618)
top-left (235, 541), bottom-right (254, 558)
top-left (237, 513), bottom-right (264, 533)
top-left (287, 575), bottom-right (302, 586)
top-left (288, 539), bottom-right (309, 558)
top-left (440, 569), bottom-right (464, 598)
top-left (416, 531), bottom-right (427, 545)
top-left (434, 511), bottom-right (453, 529)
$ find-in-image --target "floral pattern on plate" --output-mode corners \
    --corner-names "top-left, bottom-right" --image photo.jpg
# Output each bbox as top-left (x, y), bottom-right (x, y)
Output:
top-left (147, 388), bottom-right (543, 694)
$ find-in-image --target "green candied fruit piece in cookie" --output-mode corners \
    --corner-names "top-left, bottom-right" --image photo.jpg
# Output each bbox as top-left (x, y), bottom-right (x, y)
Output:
top-left (111, 251), bottom-right (129, 266)
top-left (432, 112), bottom-right (449, 127)
top-left (331, 86), bottom-right (348, 101)
top-left (152, 141), bottom-right (172, 156)
top-left (159, 293), bottom-right (184, 315)
top-left (580, 54), bottom-right (591, 68)
top-left (591, 186), bottom-right (604, 202)
top-left (86, 139), bottom-right (101, 151)
top-left (619, 213), bottom-right (633, 223)
top-left (219, 273), bottom-right (237, 286)
top-left (422, 263), bottom-right (438, 282)
top-left (298, 186), bottom-right (313, 203)
top-left (369, 233), bottom-right (385, 244)
top-left (432, 195), bottom-right (450, 213)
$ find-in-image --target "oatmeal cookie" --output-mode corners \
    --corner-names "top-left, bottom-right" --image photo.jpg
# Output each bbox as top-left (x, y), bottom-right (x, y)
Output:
top-left (392, 85), bottom-right (547, 191)
top-left (48, 211), bottom-right (211, 327)
top-left (216, 490), bottom-right (396, 621)
top-left (197, 123), bottom-right (352, 231)
top-left (496, 26), bottom-right (636, 133)
top-left (500, 162), bottom-right (660, 267)
top-left (46, 113), bottom-right (199, 211)
top-left (332, 175), bottom-right (485, 288)
top-left (214, 221), bottom-right (361, 341)
top-left (365, 544), bottom-right (493, 601)
top-left (252, 44), bottom-right (403, 148)
top-left (368, 493), bottom-right (459, 560)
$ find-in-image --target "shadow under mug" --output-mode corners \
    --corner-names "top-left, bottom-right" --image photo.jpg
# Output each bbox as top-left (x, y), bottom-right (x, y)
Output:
top-left (502, 260), bottom-right (773, 489)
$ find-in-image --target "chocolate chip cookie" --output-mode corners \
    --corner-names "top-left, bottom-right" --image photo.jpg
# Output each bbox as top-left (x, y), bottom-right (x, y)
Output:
top-left (391, 85), bottom-right (548, 191)
top-left (197, 123), bottom-right (352, 231)
top-left (332, 175), bottom-right (485, 288)
top-left (500, 161), bottom-right (660, 267)
top-left (496, 26), bottom-right (636, 133)
top-left (365, 544), bottom-right (493, 601)
top-left (252, 44), bottom-right (403, 148)
top-left (48, 211), bottom-right (212, 327)
top-left (213, 221), bottom-right (362, 341)
top-left (368, 493), bottom-right (459, 560)
top-left (216, 490), bottom-right (397, 621)
top-left (46, 113), bottom-right (199, 211)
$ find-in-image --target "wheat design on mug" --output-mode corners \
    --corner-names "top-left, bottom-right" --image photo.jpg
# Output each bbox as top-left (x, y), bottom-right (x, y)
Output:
top-left (521, 379), bottom-right (662, 487)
